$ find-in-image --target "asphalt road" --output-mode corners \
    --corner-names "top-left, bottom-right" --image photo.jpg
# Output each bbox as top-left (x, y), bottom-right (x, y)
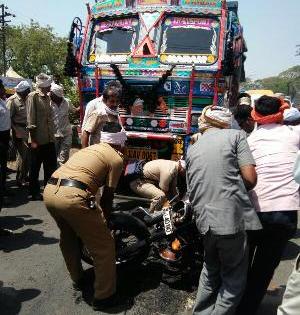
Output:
top-left (0, 174), bottom-right (299, 315)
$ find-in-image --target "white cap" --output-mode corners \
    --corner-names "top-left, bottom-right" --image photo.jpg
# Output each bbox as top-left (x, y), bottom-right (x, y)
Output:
top-left (15, 80), bottom-right (31, 93)
top-left (50, 83), bottom-right (64, 98)
top-left (36, 73), bottom-right (52, 88)
top-left (100, 131), bottom-right (127, 147)
top-left (283, 108), bottom-right (300, 122)
top-left (133, 98), bottom-right (144, 107)
top-left (238, 96), bottom-right (251, 106)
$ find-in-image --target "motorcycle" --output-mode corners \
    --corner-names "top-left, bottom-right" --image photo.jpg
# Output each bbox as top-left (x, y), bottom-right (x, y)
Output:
top-left (80, 197), bottom-right (203, 272)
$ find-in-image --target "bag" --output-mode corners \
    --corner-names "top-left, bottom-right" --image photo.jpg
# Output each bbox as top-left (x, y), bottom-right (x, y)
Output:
top-left (293, 151), bottom-right (300, 184)
top-left (124, 159), bottom-right (145, 182)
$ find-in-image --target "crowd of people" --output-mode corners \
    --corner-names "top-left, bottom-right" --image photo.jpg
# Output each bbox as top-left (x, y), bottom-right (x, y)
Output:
top-left (188, 95), bottom-right (300, 315)
top-left (1, 75), bottom-right (300, 314)
top-left (0, 73), bottom-right (77, 215)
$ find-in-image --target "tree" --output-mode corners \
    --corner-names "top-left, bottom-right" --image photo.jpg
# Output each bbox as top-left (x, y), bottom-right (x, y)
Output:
top-left (5, 21), bottom-right (67, 79)
top-left (5, 21), bottom-right (80, 110)
top-left (241, 66), bottom-right (300, 95)
top-left (258, 77), bottom-right (291, 95)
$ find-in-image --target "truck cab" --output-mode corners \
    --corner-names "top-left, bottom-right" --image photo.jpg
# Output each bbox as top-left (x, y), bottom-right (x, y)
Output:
top-left (65, 0), bottom-right (246, 162)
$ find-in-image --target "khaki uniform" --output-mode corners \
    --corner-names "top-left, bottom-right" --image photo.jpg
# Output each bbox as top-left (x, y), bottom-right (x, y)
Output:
top-left (43, 143), bottom-right (123, 299)
top-left (82, 104), bottom-right (119, 145)
top-left (130, 159), bottom-right (179, 212)
top-left (6, 93), bottom-right (29, 184)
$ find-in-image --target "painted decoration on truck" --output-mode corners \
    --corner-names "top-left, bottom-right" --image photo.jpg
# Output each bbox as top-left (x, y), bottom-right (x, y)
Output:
top-left (180, 0), bottom-right (223, 9)
top-left (91, 0), bottom-right (223, 17)
top-left (132, 12), bottom-right (163, 57)
top-left (128, 57), bottom-right (160, 68)
top-left (92, 0), bottom-right (126, 14)
top-left (160, 17), bottom-right (219, 65)
top-left (137, 0), bottom-right (170, 6)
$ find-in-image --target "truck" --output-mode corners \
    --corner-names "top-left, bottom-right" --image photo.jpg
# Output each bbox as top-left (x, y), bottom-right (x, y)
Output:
top-left (65, 0), bottom-right (247, 162)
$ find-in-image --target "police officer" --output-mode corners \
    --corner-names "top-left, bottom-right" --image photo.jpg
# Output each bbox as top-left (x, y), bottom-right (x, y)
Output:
top-left (43, 129), bottom-right (126, 310)
top-left (130, 159), bottom-right (186, 212)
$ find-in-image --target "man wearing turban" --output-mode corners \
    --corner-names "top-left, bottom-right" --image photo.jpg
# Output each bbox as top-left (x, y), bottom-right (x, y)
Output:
top-left (7, 80), bottom-right (31, 186)
top-left (27, 73), bottom-right (57, 200)
top-left (50, 83), bottom-right (78, 165)
top-left (187, 105), bottom-right (261, 315)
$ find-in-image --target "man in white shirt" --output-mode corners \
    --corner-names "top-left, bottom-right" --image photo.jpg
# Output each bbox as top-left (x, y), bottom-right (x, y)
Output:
top-left (237, 96), bottom-right (299, 315)
top-left (0, 80), bottom-right (10, 210)
top-left (81, 81), bottom-right (123, 148)
top-left (50, 83), bottom-right (78, 165)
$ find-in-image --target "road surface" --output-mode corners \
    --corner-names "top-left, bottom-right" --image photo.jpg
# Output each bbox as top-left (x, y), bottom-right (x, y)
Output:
top-left (0, 174), bottom-right (299, 315)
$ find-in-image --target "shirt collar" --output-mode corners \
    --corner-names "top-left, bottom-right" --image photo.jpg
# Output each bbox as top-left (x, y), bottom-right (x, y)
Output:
top-left (37, 89), bottom-right (48, 97)
top-left (16, 93), bottom-right (26, 102)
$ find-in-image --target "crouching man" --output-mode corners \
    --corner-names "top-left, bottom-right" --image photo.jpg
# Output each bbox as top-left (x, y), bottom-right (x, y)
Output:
top-left (130, 159), bottom-right (186, 212)
top-left (43, 129), bottom-right (126, 311)
top-left (187, 106), bottom-right (262, 315)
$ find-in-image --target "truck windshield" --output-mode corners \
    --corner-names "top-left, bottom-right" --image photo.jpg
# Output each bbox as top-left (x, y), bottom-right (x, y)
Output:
top-left (89, 18), bottom-right (139, 62)
top-left (160, 17), bottom-right (219, 65)
top-left (95, 28), bottom-right (134, 54)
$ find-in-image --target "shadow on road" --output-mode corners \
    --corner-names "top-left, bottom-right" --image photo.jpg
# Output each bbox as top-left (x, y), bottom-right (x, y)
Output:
top-left (3, 181), bottom-right (30, 208)
top-left (282, 240), bottom-right (299, 261)
top-left (0, 281), bottom-right (41, 315)
top-left (0, 228), bottom-right (58, 252)
top-left (257, 285), bottom-right (286, 315)
top-left (0, 215), bottom-right (43, 231)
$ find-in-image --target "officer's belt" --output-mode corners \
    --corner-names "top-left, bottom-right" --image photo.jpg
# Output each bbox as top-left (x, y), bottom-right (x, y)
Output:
top-left (48, 177), bottom-right (89, 191)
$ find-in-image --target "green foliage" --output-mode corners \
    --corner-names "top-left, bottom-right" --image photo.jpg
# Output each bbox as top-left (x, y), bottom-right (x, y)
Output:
top-left (257, 77), bottom-right (291, 95)
top-left (5, 21), bottom-right (80, 123)
top-left (241, 65), bottom-right (300, 95)
top-left (6, 21), bottom-right (67, 79)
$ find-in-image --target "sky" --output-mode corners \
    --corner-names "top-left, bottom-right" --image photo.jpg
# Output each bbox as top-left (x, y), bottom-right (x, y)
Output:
top-left (6, 0), bottom-right (300, 79)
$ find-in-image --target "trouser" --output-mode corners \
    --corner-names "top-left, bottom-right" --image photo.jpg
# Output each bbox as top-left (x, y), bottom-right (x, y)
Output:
top-left (277, 254), bottom-right (300, 315)
top-left (130, 178), bottom-right (166, 212)
top-left (14, 137), bottom-right (29, 184)
top-left (237, 211), bottom-right (298, 315)
top-left (55, 135), bottom-right (72, 165)
top-left (43, 183), bottom-right (116, 299)
top-left (29, 142), bottom-right (57, 196)
top-left (0, 130), bottom-right (10, 209)
top-left (193, 231), bottom-right (248, 315)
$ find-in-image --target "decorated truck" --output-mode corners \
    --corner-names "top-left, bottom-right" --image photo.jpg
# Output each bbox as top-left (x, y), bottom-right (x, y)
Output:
top-left (65, 0), bottom-right (246, 161)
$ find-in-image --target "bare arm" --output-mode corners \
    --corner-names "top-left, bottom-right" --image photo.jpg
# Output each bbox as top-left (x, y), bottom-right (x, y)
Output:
top-left (240, 164), bottom-right (257, 191)
top-left (100, 186), bottom-right (115, 220)
top-left (81, 130), bottom-right (90, 148)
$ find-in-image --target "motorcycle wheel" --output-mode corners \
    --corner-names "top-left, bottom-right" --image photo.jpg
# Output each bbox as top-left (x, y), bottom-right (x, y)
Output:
top-left (81, 212), bottom-right (151, 268)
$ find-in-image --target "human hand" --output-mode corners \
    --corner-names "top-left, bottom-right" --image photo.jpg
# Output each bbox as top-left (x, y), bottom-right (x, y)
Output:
top-left (31, 141), bottom-right (38, 149)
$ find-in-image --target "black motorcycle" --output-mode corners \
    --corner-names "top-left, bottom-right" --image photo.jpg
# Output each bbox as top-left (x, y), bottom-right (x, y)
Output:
top-left (81, 197), bottom-right (203, 272)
